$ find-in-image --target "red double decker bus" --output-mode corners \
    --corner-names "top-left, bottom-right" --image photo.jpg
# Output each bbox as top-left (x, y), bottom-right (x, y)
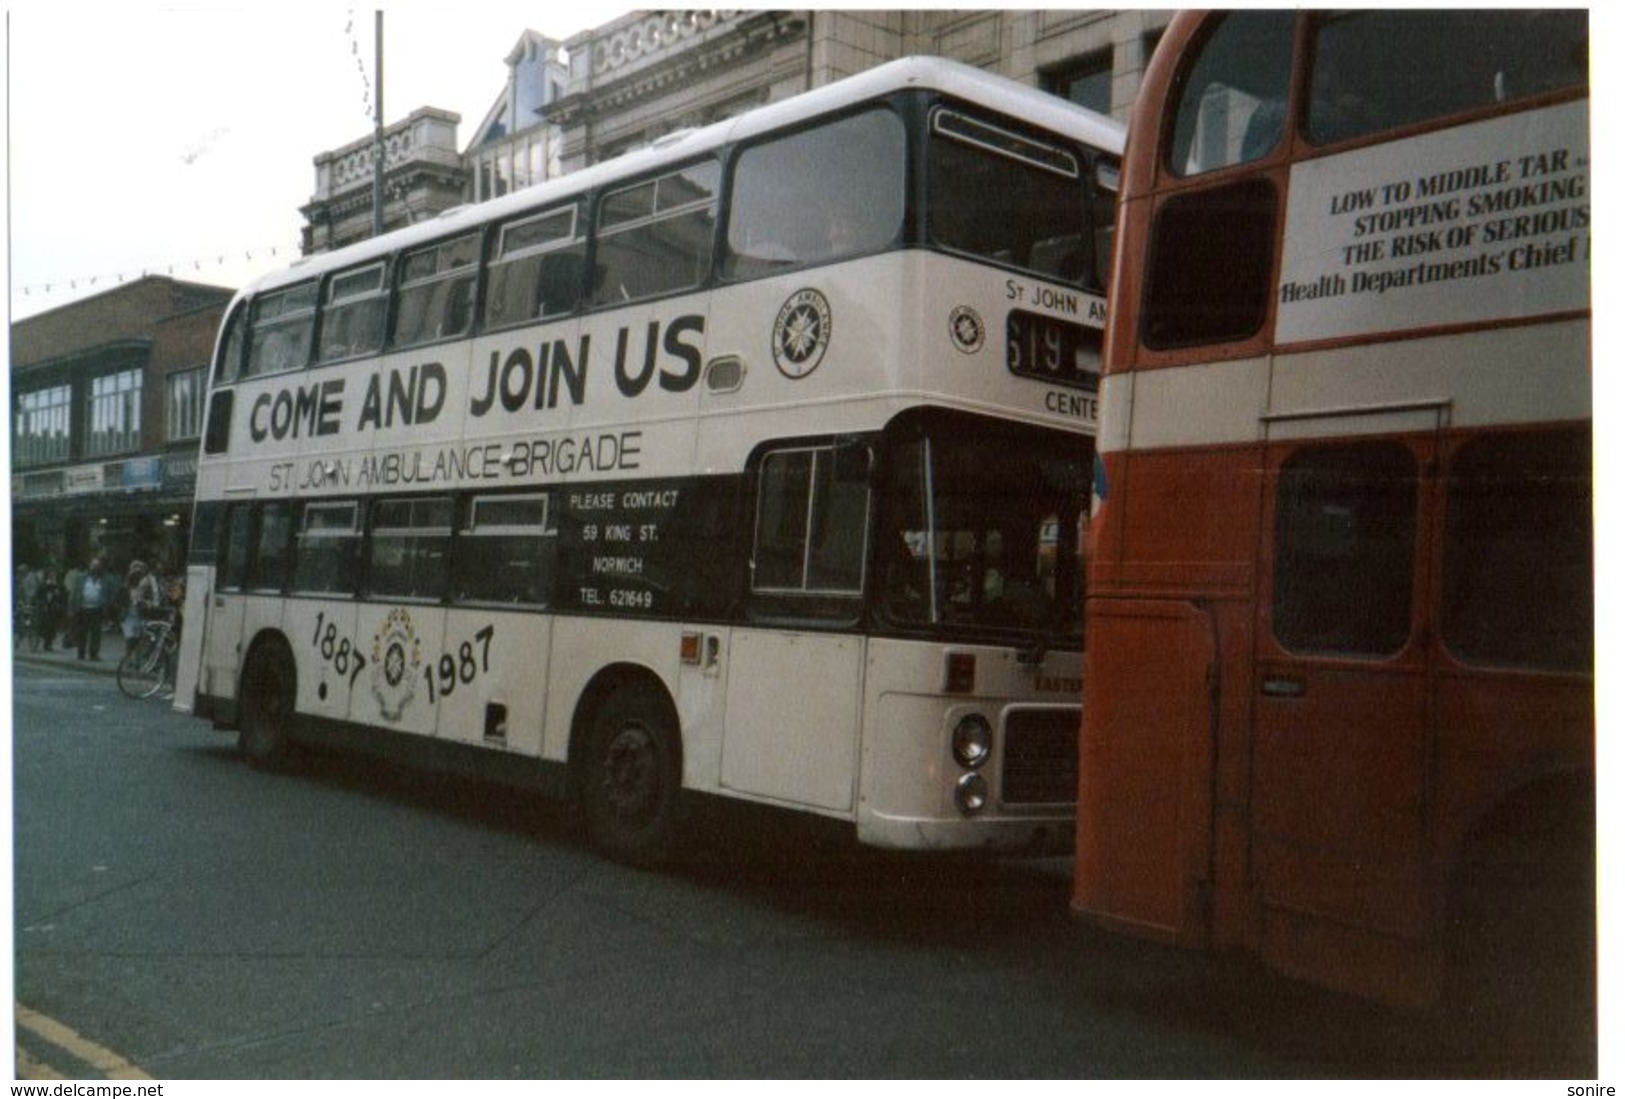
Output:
top-left (1073, 8), bottom-right (1592, 1027)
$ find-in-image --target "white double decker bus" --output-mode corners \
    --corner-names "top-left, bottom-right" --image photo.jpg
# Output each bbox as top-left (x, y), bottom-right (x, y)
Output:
top-left (174, 56), bottom-right (1122, 863)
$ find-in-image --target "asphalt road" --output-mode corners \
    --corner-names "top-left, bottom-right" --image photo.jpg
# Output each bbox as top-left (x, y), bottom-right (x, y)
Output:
top-left (10, 657), bottom-right (1599, 1079)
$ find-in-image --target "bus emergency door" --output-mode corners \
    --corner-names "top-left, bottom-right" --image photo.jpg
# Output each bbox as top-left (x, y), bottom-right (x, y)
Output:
top-left (1252, 431), bottom-right (1438, 969)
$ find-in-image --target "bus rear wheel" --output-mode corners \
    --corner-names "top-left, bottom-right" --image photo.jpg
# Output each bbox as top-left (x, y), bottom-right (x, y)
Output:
top-left (239, 639), bottom-right (297, 770)
top-left (578, 690), bottom-right (682, 866)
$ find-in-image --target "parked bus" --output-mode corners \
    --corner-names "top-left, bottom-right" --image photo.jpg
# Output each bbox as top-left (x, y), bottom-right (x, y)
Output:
top-left (174, 56), bottom-right (1123, 864)
top-left (1072, 10), bottom-right (1592, 1011)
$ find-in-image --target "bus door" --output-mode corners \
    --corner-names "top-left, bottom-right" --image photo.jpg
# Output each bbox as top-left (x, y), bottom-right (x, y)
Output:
top-left (200, 502), bottom-right (255, 707)
top-left (718, 442), bottom-right (870, 813)
top-left (1252, 431), bottom-right (1438, 972)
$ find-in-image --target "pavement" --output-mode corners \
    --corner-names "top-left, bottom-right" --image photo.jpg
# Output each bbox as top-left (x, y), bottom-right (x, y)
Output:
top-left (12, 626), bottom-right (128, 678)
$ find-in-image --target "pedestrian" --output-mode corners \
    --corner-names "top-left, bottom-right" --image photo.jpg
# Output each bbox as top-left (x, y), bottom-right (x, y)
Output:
top-left (122, 560), bottom-right (162, 654)
top-left (14, 564), bottom-right (38, 644)
top-left (36, 569), bottom-right (65, 651)
top-left (75, 557), bottom-right (109, 661)
top-left (63, 562), bottom-right (83, 652)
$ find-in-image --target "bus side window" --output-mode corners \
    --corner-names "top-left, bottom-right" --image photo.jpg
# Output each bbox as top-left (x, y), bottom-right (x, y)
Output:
top-left (485, 207), bottom-right (583, 329)
top-left (317, 262), bottom-right (389, 363)
top-left (724, 109), bottom-right (904, 280)
top-left (1141, 180), bottom-right (1277, 349)
top-left (248, 502), bottom-right (295, 594)
top-left (452, 494), bottom-right (555, 607)
top-left (366, 497), bottom-right (453, 602)
top-left (189, 501), bottom-right (226, 567)
top-left (394, 233), bottom-right (480, 349)
top-left (1306, 10), bottom-right (1590, 148)
top-left (293, 501), bottom-right (362, 596)
top-left (215, 302), bottom-right (249, 384)
top-left (220, 505), bottom-right (255, 591)
top-left (593, 162), bottom-right (720, 306)
top-left (246, 283), bottom-right (318, 377)
top-left (1272, 442), bottom-right (1416, 657)
top-left (1165, 9), bottom-right (1294, 176)
top-left (752, 445), bottom-right (869, 600)
top-left (1441, 429), bottom-right (1593, 671)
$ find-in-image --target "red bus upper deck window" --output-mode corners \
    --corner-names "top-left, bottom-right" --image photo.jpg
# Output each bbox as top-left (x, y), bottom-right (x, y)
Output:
top-left (1307, 11), bottom-right (1589, 148)
top-left (1166, 10), bottom-right (1294, 178)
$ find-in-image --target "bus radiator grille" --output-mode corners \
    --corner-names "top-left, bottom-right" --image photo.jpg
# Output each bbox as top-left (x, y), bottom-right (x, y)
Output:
top-left (1000, 711), bottom-right (1079, 806)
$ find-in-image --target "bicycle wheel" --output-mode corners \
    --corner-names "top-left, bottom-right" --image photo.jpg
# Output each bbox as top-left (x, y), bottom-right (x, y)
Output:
top-left (117, 630), bottom-right (168, 699)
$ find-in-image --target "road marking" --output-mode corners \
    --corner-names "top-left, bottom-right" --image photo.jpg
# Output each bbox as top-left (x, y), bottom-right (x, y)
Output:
top-left (15, 1003), bottom-right (152, 1080)
top-left (14, 1043), bottom-right (66, 1080)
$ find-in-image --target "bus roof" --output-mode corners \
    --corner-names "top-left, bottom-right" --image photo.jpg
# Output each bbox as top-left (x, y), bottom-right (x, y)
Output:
top-left (237, 55), bottom-right (1124, 301)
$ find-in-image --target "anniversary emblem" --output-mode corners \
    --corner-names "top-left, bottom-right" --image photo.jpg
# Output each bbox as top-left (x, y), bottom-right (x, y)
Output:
top-left (371, 607), bottom-right (422, 723)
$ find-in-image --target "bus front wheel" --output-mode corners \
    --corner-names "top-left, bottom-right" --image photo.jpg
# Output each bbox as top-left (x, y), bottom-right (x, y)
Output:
top-left (578, 689), bottom-right (683, 866)
top-left (239, 639), bottom-right (297, 770)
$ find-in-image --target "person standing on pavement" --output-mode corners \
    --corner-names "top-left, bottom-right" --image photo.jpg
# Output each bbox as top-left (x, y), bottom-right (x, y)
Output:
top-left (75, 557), bottom-right (109, 661)
top-left (63, 562), bottom-right (82, 653)
top-left (36, 569), bottom-right (66, 651)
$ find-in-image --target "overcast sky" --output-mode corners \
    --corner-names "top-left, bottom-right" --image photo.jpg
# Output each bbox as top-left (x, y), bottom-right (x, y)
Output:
top-left (5, 1), bottom-right (629, 321)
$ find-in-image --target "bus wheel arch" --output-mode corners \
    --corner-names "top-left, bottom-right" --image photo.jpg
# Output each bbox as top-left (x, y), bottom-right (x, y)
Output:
top-left (569, 665), bottom-right (685, 866)
top-left (238, 631), bottom-right (299, 770)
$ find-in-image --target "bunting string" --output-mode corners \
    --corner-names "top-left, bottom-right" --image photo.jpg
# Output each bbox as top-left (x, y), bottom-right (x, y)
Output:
top-left (345, 8), bottom-right (376, 122)
top-left (14, 243), bottom-right (296, 301)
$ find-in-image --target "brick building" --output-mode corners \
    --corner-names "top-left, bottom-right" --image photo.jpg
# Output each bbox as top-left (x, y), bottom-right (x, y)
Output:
top-left (9, 277), bottom-right (233, 578)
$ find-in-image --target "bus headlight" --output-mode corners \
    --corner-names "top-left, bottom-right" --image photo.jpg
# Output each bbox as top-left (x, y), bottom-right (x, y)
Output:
top-left (952, 714), bottom-right (993, 769)
top-left (954, 772), bottom-right (990, 815)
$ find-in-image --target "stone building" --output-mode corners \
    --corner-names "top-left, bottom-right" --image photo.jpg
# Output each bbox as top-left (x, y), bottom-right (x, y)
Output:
top-left (550, 10), bottom-right (1170, 168)
top-left (299, 9), bottom-right (1173, 253)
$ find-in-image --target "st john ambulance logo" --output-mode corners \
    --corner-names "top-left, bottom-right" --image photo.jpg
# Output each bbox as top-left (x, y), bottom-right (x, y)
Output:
top-left (949, 306), bottom-right (986, 354)
top-left (371, 607), bottom-right (422, 723)
top-left (772, 288), bottom-right (832, 379)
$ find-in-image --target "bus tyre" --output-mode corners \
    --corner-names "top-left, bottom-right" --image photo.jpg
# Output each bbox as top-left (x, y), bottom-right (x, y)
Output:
top-left (239, 639), bottom-right (297, 770)
top-left (579, 690), bottom-right (683, 866)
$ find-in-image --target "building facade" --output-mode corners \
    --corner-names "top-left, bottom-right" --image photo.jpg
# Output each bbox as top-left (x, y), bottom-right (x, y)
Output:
top-left (301, 107), bottom-right (466, 254)
top-left (9, 277), bottom-right (232, 578)
top-left (300, 9), bottom-right (1173, 253)
top-left (551, 10), bottom-right (1170, 166)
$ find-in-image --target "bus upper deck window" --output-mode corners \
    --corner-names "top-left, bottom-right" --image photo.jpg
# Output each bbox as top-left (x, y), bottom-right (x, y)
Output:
top-left (1307, 11), bottom-right (1589, 147)
top-left (593, 162), bottom-right (720, 306)
top-left (927, 109), bottom-right (1094, 287)
top-left (215, 303), bottom-right (248, 384)
top-left (724, 109), bottom-right (904, 281)
top-left (245, 283), bottom-right (318, 377)
top-left (1166, 10), bottom-right (1294, 177)
top-left (485, 207), bottom-right (583, 329)
top-left (394, 233), bottom-right (480, 349)
top-left (317, 263), bottom-right (388, 363)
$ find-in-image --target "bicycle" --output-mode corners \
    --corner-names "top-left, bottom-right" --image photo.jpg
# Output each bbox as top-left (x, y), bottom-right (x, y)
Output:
top-left (117, 612), bottom-right (180, 700)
